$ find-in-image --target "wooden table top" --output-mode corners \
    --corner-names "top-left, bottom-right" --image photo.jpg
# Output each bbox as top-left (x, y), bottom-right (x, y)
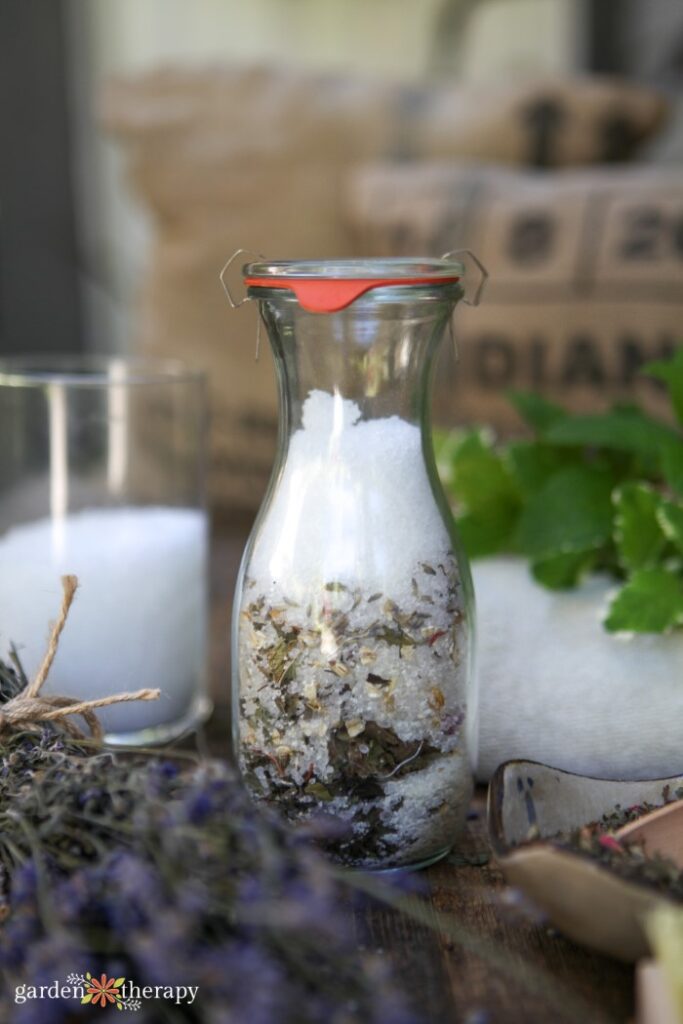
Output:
top-left (210, 522), bottom-right (635, 1024)
top-left (363, 794), bottom-right (634, 1024)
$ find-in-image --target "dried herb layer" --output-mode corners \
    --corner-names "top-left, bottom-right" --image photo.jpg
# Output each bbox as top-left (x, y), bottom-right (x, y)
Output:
top-left (237, 557), bottom-right (471, 868)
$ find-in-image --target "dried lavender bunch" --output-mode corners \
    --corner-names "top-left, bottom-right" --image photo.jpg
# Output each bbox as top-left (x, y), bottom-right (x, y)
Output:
top-left (0, 647), bottom-right (28, 704)
top-left (0, 667), bottom-right (607, 1024)
top-left (0, 724), bottom-right (419, 1024)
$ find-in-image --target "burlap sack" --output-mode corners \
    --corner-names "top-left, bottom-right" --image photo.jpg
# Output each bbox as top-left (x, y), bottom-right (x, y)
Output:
top-left (104, 66), bottom-right (666, 509)
top-left (346, 162), bottom-right (683, 430)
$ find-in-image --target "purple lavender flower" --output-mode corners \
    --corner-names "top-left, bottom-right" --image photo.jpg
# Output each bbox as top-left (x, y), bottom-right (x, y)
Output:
top-left (0, 734), bottom-right (422, 1024)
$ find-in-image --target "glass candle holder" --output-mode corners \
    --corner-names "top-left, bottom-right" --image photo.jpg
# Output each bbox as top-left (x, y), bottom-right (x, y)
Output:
top-left (0, 356), bottom-right (210, 744)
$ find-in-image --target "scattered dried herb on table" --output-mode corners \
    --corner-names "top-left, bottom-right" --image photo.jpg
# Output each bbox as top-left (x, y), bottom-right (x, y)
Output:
top-left (520, 789), bottom-right (683, 900)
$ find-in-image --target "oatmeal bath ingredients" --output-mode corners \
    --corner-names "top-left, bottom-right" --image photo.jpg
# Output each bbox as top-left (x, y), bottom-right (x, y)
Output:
top-left (236, 390), bottom-right (472, 869)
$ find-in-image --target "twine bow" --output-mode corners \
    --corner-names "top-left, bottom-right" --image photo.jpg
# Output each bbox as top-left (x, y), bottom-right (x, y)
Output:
top-left (0, 575), bottom-right (160, 742)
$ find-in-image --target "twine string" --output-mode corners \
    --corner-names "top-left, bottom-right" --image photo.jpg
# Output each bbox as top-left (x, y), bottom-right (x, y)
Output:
top-left (0, 575), bottom-right (160, 741)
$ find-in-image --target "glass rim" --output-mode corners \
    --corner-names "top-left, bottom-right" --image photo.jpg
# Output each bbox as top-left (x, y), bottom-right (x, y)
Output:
top-left (0, 355), bottom-right (205, 389)
top-left (242, 256), bottom-right (466, 280)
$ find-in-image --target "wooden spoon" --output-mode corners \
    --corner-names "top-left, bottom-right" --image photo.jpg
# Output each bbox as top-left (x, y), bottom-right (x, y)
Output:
top-left (616, 802), bottom-right (683, 868)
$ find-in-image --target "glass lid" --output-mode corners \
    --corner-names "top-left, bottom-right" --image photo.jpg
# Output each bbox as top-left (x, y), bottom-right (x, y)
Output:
top-left (243, 257), bottom-right (466, 313)
top-left (243, 257), bottom-right (465, 279)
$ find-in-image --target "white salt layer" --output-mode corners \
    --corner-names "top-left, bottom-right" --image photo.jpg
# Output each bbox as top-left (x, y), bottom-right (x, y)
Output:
top-left (249, 390), bottom-right (453, 602)
top-left (474, 557), bottom-right (683, 781)
top-left (0, 507), bottom-right (208, 737)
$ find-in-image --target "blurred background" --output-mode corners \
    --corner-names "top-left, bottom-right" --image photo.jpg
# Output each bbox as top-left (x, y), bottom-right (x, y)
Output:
top-left (1, 0), bottom-right (682, 513)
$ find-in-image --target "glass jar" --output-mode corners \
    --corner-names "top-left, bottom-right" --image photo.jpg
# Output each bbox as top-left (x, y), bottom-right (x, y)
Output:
top-left (0, 356), bottom-right (210, 745)
top-left (230, 258), bottom-right (481, 869)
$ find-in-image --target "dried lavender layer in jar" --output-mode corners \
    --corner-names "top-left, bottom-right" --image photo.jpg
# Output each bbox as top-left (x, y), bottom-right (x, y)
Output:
top-left (238, 556), bottom-right (471, 869)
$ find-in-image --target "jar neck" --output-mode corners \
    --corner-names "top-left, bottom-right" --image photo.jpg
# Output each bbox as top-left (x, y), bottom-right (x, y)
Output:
top-left (257, 286), bottom-right (462, 438)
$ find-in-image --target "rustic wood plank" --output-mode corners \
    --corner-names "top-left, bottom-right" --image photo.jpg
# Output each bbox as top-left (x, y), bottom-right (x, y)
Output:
top-left (345, 800), bottom-right (634, 1024)
top-left (355, 897), bottom-right (455, 1024)
top-left (425, 800), bottom-right (634, 1023)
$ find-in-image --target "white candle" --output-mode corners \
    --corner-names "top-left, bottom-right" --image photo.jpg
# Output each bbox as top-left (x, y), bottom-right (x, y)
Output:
top-left (0, 506), bottom-right (208, 739)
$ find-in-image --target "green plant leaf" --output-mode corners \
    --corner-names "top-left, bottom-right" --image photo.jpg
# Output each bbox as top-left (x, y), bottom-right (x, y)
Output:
top-left (659, 499), bottom-right (683, 555)
top-left (508, 391), bottom-right (566, 434)
top-left (449, 430), bottom-right (519, 510)
top-left (456, 507), bottom-right (517, 558)
top-left (613, 482), bottom-right (666, 571)
top-left (505, 441), bottom-right (570, 495)
top-left (448, 431), bottom-right (521, 556)
top-left (516, 465), bottom-right (615, 560)
top-left (662, 440), bottom-right (683, 496)
top-left (546, 410), bottom-right (679, 457)
top-left (604, 568), bottom-right (683, 633)
top-left (531, 550), bottom-right (597, 590)
top-left (437, 352), bottom-right (683, 634)
top-left (646, 347), bottom-right (683, 425)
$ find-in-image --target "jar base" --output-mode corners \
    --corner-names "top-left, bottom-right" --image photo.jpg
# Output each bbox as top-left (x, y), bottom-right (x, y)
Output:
top-left (102, 695), bottom-right (213, 747)
top-left (350, 843), bottom-right (454, 874)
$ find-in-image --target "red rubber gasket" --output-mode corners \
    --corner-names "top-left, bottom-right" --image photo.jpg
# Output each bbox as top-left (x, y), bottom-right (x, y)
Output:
top-left (243, 275), bottom-right (461, 313)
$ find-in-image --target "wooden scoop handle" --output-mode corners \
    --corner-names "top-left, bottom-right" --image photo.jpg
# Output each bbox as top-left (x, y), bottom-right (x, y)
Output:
top-left (615, 801), bottom-right (683, 870)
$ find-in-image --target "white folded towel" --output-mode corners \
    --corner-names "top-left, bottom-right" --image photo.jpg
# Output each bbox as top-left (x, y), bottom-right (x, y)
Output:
top-left (472, 558), bottom-right (683, 782)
